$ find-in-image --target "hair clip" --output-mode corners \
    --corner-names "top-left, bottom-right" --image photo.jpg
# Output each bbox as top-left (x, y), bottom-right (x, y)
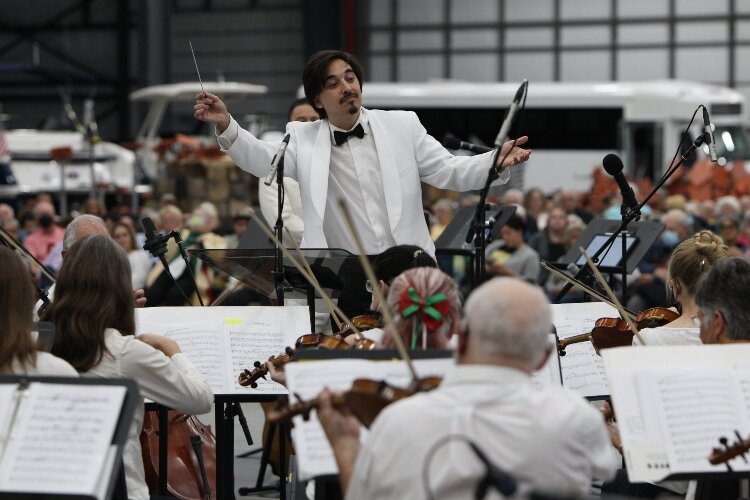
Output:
top-left (413, 249), bottom-right (423, 259)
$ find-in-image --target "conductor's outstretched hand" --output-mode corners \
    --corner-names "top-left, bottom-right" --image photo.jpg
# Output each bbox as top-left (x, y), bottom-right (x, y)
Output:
top-left (495, 135), bottom-right (532, 170)
top-left (194, 92), bottom-right (230, 133)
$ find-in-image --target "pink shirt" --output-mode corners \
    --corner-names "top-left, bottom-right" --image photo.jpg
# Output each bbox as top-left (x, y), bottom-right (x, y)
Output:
top-left (25, 226), bottom-right (65, 262)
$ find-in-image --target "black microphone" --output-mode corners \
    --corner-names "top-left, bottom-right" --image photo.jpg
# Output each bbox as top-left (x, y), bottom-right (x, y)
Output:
top-left (494, 79), bottom-right (528, 147)
top-left (141, 217), bottom-right (170, 270)
top-left (264, 133), bottom-right (291, 186)
top-left (469, 441), bottom-right (517, 497)
top-left (702, 106), bottom-right (718, 162)
top-left (443, 137), bottom-right (494, 154)
top-left (602, 153), bottom-right (639, 213)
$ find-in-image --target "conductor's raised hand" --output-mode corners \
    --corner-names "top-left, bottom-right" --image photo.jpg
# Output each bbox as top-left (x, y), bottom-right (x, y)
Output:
top-left (495, 135), bottom-right (531, 170)
top-left (193, 92), bottom-right (230, 133)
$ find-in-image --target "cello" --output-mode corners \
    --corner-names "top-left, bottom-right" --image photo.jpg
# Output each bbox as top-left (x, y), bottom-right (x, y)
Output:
top-left (140, 409), bottom-right (216, 500)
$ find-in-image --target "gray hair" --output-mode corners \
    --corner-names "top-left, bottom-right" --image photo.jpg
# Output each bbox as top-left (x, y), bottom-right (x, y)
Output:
top-left (63, 214), bottom-right (107, 250)
top-left (463, 277), bottom-right (551, 366)
top-left (695, 257), bottom-right (750, 341)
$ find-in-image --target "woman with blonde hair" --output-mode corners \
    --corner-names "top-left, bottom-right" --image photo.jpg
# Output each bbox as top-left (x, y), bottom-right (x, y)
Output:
top-left (0, 246), bottom-right (76, 376)
top-left (634, 230), bottom-right (728, 346)
top-left (382, 266), bottom-right (461, 350)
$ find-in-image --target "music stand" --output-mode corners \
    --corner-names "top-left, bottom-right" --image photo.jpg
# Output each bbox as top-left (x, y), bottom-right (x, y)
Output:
top-left (0, 376), bottom-right (138, 500)
top-left (550, 218), bottom-right (664, 303)
top-left (434, 204), bottom-right (517, 289)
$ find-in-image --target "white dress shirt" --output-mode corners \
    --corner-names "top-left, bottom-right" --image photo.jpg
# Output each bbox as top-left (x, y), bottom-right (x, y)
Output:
top-left (82, 328), bottom-right (213, 500)
top-left (632, 326), bottom-right (702, 346)
top-left (347, 364), bottom-right (618, 499)
top-left (322, 111), bottom-right (396, 254)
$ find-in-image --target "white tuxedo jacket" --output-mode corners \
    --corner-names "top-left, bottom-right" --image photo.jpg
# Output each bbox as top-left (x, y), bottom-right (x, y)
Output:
top-left (221, 108), bottom-right (509, 256)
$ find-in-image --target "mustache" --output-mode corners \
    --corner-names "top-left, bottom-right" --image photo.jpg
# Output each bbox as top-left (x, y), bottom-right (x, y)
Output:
top-left (340, 92), bottom-right (358, 104)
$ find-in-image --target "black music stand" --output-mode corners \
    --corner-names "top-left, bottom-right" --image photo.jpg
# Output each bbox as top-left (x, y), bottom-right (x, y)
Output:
top-left (434, 204), bottom-right (516, 290)
top-left (550, 218), bottom-right (664, 302)
top-left (189, 247), bottom-right (363, 500)
top-left (0, 376), bottom-right (138, 500)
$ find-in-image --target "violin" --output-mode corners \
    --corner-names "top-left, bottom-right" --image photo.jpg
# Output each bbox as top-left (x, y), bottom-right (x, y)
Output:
top-left (558, 307), bottom-right (680, 353)
top-left (268, 376), bottom-right (443, 428)
top-left (140, 409), bottom-right (216, 500)
top-left (708, 433), bottom-right (750, 468)
top-left (238, 348), bottom-right (295, 388)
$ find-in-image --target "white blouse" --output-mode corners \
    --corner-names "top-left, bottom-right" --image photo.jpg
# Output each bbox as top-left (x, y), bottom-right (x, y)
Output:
top-left (633, 326), bottom-right (702, 346)
top-left (83, 328), bottom-right (213, 500)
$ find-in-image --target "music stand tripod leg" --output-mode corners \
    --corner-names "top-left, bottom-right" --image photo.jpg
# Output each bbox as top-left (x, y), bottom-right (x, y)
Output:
top-left (238, 419), bottom-right (279, 495)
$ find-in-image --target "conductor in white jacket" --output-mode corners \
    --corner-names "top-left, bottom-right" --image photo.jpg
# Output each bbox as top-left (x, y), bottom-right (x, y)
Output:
top-left (194, 49), bottom-right (531, 259)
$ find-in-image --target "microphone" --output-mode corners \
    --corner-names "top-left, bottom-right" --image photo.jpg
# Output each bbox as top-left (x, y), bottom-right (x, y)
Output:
top-left (264, 133), bottom-right (291, 186)
top-left (493, 80), bottom-right (528, 147)
top-left (602, 153), bottom-right (639, 213)
top-left (142, 217), bottom-right (170, 270)
top-left (702, 106), bottom-right (718, 162)
top-left (469, 441), bottom-right (517, 497)
top-left (443, 137), bottom-right (493, 154)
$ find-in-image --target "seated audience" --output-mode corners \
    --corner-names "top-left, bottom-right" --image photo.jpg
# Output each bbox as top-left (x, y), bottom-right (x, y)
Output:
top-left (486, 214), bottom-right (541, 284)
top-left (318, 277), bottom-right (617, 498)
top-left (47, 235), bottom-right (213, 498)
top-left (0, 246), bottom-right (76, 376)
top-left (112, 221), bottom-right (153, 289)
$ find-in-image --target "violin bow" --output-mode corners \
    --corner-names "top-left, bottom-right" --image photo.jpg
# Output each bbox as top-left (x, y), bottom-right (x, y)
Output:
top-left (245, 210), bottom-right (358, 332)
top-left (540, 260), bottom-right (636, 321)
top-left (284, 227), bottom-right (347, 332)
top-left (579, 247), bottom-right (646, 346)
top-left (337, 200), bottom-right (419, 385)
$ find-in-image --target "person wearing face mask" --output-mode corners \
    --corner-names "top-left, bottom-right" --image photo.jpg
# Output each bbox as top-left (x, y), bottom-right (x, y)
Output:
top-left (145, 203), bottom-right (227, 306)
top-left (627, 208), bottom-right (693, 312)
top-left (24, 200), bottom-right (64, 264)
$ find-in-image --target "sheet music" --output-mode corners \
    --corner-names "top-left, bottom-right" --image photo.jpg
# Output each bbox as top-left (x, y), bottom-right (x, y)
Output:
top-left (532, 333), bottom-right (563, 387)
top-left (0, 385), bottom-right (18, 457)
top-left (641, 369), bottom-right (750, 474)
top-left (602, 345), bottom-right (750, 481)
top-left (0, 383), bottom-right (125, 496)
top-left (552, 302), bottom-right (616, 398)
top-left (136, 306), bottom-right (309, 394)
top-left (146, 321), bottom-right (226, 392)
top-left (225, 308), bottom-right (306, 394)
top-left (285, 357), bottom-right (454, 480)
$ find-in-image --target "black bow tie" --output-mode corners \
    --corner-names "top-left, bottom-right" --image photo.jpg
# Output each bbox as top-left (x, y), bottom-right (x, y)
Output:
top-left (334, 123), bottom-right (365, 146)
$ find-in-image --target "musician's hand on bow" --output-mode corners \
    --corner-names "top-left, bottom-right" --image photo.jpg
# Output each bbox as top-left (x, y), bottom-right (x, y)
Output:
top-left (495, 135), bottom-right (531, 170)
top-left (193, 92), bottom-right (231, 133)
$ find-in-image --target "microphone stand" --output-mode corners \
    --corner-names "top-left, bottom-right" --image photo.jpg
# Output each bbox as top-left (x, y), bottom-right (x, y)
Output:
top-left (554, 134), bottom-right (706, 304)
top-left (465, 163), bottom-right (500, 288)
top-left (273, 155), bottom-right (286, 304)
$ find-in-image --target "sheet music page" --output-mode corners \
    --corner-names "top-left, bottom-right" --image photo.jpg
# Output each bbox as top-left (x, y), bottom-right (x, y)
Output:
top-left (285, 358), bottom-right (454, 480)
top-left (603, 345), bottom-right (750, 481)
top-left (0, 385), bottom-right (18, 458)
top-left (0, 383), bottom-right (126, 496)
top-left (551, 303), bottom-right (616, 398)
top-left (143, 321), bottom-right (226, 393)
top-left (640, 368), bottom-right (750, 474)
top-left (532, 333), bottom-right (563, 387)
top-left (225, 306), bottom-right (309, 394)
